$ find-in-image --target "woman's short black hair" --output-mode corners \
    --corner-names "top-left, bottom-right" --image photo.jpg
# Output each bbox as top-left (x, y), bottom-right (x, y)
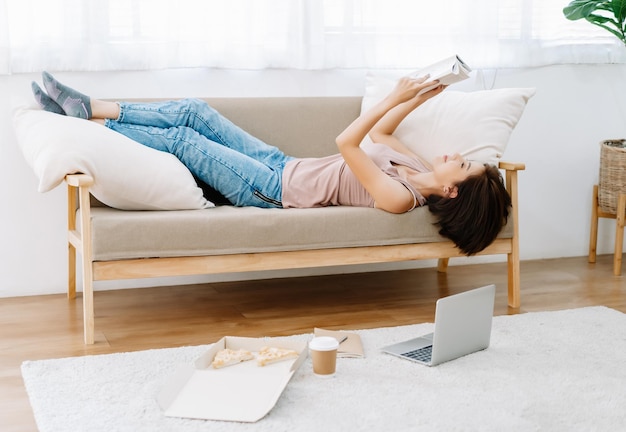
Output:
top-left (426, 164), bottom-right (511, 256)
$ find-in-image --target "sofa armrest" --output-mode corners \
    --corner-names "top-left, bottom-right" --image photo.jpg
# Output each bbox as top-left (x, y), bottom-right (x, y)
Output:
top-left (65, 173), bottom-right (94, 187)
top-left (66, 173), bottom-right (93, 238)
top-left (65, 174), bottom-right (94, 256)
top-left (498, 160), bottom-right (524, 200)
top-left (66, 174), bottom-right (93, 298)
top-left (498, 161), bottom-right (525, 171)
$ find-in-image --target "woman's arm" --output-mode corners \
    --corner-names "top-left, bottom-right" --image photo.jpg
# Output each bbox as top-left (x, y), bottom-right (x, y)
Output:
top-left (335, 77), bottom-right (444, 213)
top-left (368, 82), bottom-right (446, 158)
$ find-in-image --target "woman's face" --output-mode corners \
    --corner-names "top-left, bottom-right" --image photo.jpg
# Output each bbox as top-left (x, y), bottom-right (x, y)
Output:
top-left (431, 153), bottom-right (485, 186)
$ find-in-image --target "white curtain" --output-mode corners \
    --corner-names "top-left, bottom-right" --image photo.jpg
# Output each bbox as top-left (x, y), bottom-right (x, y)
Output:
top-left (1, 0), bottom-right (623, 75)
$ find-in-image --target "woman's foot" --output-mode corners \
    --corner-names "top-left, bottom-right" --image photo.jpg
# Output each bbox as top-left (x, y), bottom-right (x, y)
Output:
top-left (31, 82), bottom-right (65, 115)
top-left (42, 71), bottom-right (92, 119)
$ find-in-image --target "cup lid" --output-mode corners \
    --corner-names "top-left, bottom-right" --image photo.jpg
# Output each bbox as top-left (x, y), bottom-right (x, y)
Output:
top-left (309, 336), bottom-right (340, 351)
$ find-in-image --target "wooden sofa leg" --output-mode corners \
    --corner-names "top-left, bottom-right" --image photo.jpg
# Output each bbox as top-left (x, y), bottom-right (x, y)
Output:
top-left (507, 250), bottom-right (521, 308)
top-left (82, 271), bottom-right (95, 344)
top-left (589, 185), bottom-right (599, 264)
top-left (437, 258), bottom-right (449, 272)
top-left (78, 186), bottom-right (95, 344)
top-left (67, 184), bottom-right (77, 299)
top-left (65, 174), bottom-right (96, 344)
top-left (68, 245), bottom-right (76, 300)
top-left (503, 165), bottom-right (522, 308)
top-left (614, 193), bottom-right (626, 276)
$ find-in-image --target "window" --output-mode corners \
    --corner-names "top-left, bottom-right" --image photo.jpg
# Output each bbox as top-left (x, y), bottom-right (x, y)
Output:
top-left (1, 0), bottom-right (622, 74)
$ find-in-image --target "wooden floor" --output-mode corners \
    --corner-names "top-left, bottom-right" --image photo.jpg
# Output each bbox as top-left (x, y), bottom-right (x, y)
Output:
top-left (1, 255), bottom-right (624, 431)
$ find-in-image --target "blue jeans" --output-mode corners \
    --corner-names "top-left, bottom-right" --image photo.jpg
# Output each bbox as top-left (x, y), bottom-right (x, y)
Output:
top-left (104, 98), bottom-right (294, 208)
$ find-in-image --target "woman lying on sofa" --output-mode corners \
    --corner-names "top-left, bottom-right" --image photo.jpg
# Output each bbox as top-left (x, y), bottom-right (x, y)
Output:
top-left (31, 72), bottom-right (510, 256)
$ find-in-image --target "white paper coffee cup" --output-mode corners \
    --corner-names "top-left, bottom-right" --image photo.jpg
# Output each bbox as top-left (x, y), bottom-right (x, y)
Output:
top-left (309, 336), bottom-right (339, 376)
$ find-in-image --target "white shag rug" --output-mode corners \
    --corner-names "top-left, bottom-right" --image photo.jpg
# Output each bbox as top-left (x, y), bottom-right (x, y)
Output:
top-left (22, 306), bottom-right (626, 432)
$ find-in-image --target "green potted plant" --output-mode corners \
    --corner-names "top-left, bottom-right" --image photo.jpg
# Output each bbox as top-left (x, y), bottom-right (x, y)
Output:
top-left (563, 0), bottom-right (626, 45)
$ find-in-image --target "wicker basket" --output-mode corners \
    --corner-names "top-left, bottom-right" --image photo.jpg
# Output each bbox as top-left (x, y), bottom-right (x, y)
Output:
top-left (598, 139), bottom-right (626, 214)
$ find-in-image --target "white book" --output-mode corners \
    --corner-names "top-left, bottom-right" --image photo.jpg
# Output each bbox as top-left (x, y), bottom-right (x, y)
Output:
top-left (412, 55), bottom-right (471, 94)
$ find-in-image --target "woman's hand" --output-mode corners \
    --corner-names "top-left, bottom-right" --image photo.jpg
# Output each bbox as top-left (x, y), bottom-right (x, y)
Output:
top-left (385, 75), bottom-right (446, 107)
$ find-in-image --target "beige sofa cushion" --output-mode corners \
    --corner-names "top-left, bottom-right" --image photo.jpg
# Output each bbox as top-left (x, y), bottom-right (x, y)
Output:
top-left (87, 206), bottom-right (513, 261)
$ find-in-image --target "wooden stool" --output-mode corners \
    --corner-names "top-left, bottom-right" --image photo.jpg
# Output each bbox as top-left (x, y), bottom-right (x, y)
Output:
top-left (589, 185), bottom-right (626, 275)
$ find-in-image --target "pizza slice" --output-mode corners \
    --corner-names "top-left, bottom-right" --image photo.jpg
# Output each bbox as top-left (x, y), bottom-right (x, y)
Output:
top-left (211, 348), bottom-right (255, 369)
top-left (257, 346), bottom-right (299, 367)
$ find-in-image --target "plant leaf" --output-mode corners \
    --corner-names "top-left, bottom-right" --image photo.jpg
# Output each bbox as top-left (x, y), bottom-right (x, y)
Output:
top-left (587, 16), bottom-right (625, 40)
top-left (563, 0), bottom-right (607, 20)
top-left (587, 14), bottom-right (615, 24)
top-left (563, 0), bottom-right (626, 43)
top-left (611, 0), bottom-right (626, 22)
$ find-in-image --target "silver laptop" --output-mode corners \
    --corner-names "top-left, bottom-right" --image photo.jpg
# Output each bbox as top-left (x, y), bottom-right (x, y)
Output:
top-left (381, 284), bottom-right (495, 366)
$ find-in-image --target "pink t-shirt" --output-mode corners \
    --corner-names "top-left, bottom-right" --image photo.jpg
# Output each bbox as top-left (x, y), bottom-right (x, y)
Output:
top-left (281, 142), bottom-right (429, 210)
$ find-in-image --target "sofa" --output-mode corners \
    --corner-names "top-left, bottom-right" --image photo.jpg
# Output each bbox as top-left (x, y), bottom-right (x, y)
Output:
top-left (70, 96), bottom-right (526, 344)
top-left (14, 85), bottom-right (532, 345)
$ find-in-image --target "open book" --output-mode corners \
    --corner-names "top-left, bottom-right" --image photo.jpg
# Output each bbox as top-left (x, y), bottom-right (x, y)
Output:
top-left (412, 55), bottom-right (471, 94)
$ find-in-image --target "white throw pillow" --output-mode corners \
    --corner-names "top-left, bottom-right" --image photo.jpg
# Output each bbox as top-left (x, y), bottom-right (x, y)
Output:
top-left (13, 107), bottom-right (213, 210)
top-left (361, 74), bottom-right (535, 165)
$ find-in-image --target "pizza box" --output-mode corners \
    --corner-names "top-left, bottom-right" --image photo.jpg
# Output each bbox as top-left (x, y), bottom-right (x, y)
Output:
top-left (157, 336), bottom-right (308, 423)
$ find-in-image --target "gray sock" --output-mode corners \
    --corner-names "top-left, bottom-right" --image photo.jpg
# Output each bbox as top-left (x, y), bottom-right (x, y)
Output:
top-left (42, 71), bottom-right (92, 119)
top-left (31, 82), bottom-right (65, 115)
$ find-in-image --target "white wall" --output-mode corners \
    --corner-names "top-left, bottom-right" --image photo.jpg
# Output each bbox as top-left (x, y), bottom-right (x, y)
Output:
top-left (1, 65), bottom-right (625, 298)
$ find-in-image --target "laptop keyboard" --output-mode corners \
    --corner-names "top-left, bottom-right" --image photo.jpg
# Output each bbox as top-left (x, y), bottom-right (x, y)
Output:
top-left (402, 345), bottom-right (433, 362)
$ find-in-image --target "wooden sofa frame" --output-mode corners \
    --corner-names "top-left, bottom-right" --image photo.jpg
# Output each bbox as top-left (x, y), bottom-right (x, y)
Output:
top-left (66, 161), bottom-right (524, 344)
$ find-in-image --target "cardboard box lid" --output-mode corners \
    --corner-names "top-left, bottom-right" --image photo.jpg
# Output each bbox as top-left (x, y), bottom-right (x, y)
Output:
top-left (157, 336), bottom-right (308, 422)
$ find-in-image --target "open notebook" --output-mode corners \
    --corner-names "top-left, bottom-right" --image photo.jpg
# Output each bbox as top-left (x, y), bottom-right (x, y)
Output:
top-left (314, 328), bottom-right (364, 358)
